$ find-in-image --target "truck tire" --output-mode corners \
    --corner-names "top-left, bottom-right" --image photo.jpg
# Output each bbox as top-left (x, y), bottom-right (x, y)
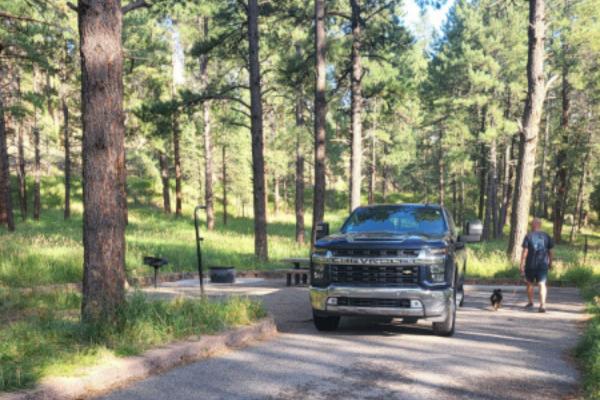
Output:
top-left (313, 312), bottom-right (340, 331)
top-left (432, 289), bottom-right (456, 336)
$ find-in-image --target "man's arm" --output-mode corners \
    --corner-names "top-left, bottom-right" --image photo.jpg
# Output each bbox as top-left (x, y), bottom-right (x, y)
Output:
top-left (548, 249), bottom-right (553, 270)
top-left (520, 248), bottom-right (528, 275)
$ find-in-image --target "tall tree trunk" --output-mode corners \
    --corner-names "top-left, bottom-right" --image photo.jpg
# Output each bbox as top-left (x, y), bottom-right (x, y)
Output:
top-left (438, 130), bottom-right (445, 206)
top-left (158, 150), bottom-right (171, 213)
top-left (538, 109), bottom-right (549, 217)
top-left (478, 111), bottom-right (487, 220)
top-left (33, 125), bottom-right (41, 221)
top-left (32, 71), bottom-right (41, 221)
top-left (507, 0), bottom-right (547, 262)
top-left (63, 98), bottom-right (71, 219)
top-left (294, 50), bottom-right (305, 245)
top-left (78, 0), bottom-right (127, 323)
top-left (498, 137), bottom-right (513, 236)
top-left (569, 151), bottom-right (588, 242)
top-left (17, 125), bottom-right (27, 220)
top-left (368, 129), bottom-right (376, 205)
top-left (312, 0), bottom-right (327, 245)
top-left (349, 0), bottom-right (363, 211)
top-left (14, 74), bottom-right (27, 221)
top-left (172, 112), bottom-right (182, 216)
top-left (247, 0), bottom-right (268, 261)
top-left (483, 138), bottom-right (498, 240)
top-left (222, 145), bottom-right (228, 225)
top-left (458, 166), bottom-right (465, 227)
top-left (274, 176), bottom-right (280, 214)
top-left (381, 143), bottom-right (389, 202)
top-left (200, 16), bottom-right (215, 230)
top-left (552, 55), bottom-right (570, 243)
top-left (0, 88), bottom-right (15, 231)
top-left (451, 175), bottom-right (457, 222)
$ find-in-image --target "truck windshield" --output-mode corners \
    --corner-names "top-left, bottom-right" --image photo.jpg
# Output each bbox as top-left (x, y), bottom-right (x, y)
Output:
top-left (341, 206), bottom-right (447, 236)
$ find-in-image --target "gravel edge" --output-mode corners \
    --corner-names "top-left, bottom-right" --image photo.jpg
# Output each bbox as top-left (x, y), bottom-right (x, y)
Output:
top-left (0, 317), bottom-right (278, 400)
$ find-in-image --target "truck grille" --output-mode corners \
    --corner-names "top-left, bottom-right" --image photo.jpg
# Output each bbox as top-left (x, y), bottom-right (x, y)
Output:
top-left (337, 297), bottom-right (411, 308)
top-left (334, 249), bottom-right (419, 257)
top-left (329, 265), bottom-right (419, 285)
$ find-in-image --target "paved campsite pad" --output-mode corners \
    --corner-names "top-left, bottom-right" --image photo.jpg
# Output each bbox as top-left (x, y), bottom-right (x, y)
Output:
top-left (99, 282), bottom-right (585, 400)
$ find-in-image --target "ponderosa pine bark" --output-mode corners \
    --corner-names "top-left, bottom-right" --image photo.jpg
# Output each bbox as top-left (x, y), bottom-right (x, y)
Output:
top-left (508, 0), bottom-right (547, 263)
top-left (569, 148), bottom-right (589, 242)
top-left (349, 0), bottom-right (363, 211)
top-left (312, 0), bottom-right (327, 245)
top-left (17, 125), bottom-right (26, 220)
top-left (538, 108), bottom-right (549, 217)
top-left (294, 46), bottom-right (305, 245)
top-left (552, 52), bottom-right (570, 243)
top-left (78, 0), bottom-right (128, 324)
top-left (33, 124), bottom-right (41, 220)
top-left (483, 138), bottom-right (498, 240)
top-left (62, 98), bottom-right (71, 219)
top-left (32, 71), bottom-right (41, 221)
top-left (247, 0), bottom-right (268, 261)
top-left (477, 110), bottom-right (487, 220)
top-left (368, 132), bottom-right (376, 205)
top-left (498, 137), bottom-right (514, 236)
top-left (199, 17), bottom-right (215, 230)
top-left (222, 144), bottom-right (228, 225)
top-left (172, 111), bottom-right (182, 216)
top-left (14, 74), bottom-right (27, 220)
top-left (438, 130), bottom-right (445, 206)
top-left (0, 86), bottom-right (14, 231)
top-left (158, 150), bottom-right (171, 213)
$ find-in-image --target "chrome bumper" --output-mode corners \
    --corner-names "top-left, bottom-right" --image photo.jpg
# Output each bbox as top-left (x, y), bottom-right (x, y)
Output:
top-left (310, 285), bottom-right (453, 322)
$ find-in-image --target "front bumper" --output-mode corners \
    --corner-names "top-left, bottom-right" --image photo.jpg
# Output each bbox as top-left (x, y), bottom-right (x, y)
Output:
top-left (310, 285), bottom-right (453, 322)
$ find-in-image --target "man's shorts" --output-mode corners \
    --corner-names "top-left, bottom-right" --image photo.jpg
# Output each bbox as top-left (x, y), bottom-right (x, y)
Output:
top-left (525, 268), bottom-right (548, 284)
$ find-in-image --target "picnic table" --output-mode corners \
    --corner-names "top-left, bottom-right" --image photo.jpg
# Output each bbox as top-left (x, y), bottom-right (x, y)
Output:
top-left (281, 257), bottom-right (310, 286)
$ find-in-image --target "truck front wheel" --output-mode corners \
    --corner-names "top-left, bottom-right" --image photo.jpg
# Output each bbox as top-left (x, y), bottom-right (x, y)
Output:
top-left (313, 311), bottom-right (340, 331)
top-left (432, 289), bottom-right (456, 336)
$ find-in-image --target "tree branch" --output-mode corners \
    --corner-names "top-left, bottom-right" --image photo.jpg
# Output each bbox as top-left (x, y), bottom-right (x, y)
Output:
top-left (0, 11), bottom-right (54, 23)
top-left (364, 1), bottom-right (395, 22)
top-left (66, 2), bottom-right (78, 11)
top-left (327, 10), bottom-right (351, 19)
top-left (122, 0), bottom-right (150, 14)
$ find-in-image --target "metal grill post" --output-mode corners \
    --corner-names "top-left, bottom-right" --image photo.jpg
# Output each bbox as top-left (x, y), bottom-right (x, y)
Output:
top-left (194, 205), bottom-right (207, 296)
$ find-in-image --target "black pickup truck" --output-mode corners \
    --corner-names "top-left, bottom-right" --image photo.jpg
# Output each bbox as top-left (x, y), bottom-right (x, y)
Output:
top-left (310, 204), bottom-right (482, 336)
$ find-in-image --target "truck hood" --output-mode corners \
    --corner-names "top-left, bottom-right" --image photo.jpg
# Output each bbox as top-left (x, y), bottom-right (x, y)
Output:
top-left (315, 232), bottom-right (448, 250)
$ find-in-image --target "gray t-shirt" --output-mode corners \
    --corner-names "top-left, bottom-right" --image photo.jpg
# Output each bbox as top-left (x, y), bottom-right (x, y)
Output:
top-left (522, 231), bottom-right (554, 270)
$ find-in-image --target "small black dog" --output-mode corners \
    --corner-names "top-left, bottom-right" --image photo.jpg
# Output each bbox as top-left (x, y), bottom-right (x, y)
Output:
top-left (490, 289), bottom-right (503, 311)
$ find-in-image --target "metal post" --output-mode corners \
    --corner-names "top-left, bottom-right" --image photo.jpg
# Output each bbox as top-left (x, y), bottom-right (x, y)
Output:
top-left (194, 205), bottom-right (207, 296)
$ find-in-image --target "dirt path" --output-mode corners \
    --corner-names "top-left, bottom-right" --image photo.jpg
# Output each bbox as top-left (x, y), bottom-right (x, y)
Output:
top-left (98, 280), bottom-right (585, 400)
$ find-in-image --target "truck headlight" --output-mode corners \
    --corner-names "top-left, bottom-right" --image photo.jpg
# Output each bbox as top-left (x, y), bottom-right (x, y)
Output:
top-left (427, 263), bottom-right (446, 283)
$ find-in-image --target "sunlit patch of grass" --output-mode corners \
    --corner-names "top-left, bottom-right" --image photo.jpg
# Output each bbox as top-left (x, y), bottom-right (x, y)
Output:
top-left (0, 291), bottom-right (264, 392)
top-left (575, 275), bottom-right (600, 400)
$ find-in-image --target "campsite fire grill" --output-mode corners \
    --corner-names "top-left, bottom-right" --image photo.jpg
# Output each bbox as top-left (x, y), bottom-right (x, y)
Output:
top-left (143, 256), bottom-right (168, 288)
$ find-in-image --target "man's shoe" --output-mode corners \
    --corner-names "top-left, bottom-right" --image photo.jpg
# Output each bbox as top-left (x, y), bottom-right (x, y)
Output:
top-left (538, 306), bottom-right (546, 313)
top-left (524, 303), bottom-right (534, 309)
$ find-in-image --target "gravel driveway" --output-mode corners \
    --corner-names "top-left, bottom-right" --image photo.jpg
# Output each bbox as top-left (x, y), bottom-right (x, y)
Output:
top-left (98, 281), bottom-right (585, 400)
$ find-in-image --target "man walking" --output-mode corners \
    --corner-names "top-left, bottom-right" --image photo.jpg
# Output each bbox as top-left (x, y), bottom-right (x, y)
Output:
top-left (520, 218), bottom-right (554, 313)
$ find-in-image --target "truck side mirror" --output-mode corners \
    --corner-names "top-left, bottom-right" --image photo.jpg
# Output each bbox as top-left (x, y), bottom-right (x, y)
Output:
top-left (462, 220), bottom-right (483, 243)
top-left (315, 222), bottom-right (330, 240)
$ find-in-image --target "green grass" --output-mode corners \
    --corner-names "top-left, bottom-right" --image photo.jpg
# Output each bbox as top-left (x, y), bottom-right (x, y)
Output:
top-left (466, 219), bottom-right (600, 283)
top-left (0, 291), bottom-right (265, 392)
top-left (0, 199), bottom-right (349, 287)
top-left (575, 275), bottom-right (600, 400)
